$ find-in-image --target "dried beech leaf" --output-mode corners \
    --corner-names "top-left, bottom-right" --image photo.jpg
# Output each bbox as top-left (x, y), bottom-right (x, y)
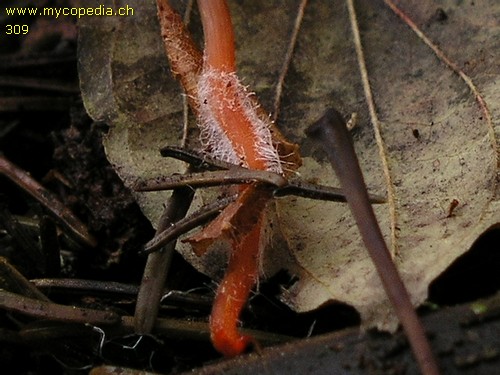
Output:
top-left (78, 0), bottom-right (499, 330)
top-left (78, 0), bottom-right (187, 226)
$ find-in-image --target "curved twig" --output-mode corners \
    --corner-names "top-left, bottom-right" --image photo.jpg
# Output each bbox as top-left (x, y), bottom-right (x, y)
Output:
top-left (306, 108), bottom-right (440, 375)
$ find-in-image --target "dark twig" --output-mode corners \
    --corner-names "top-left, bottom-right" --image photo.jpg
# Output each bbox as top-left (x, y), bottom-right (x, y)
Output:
top-left (274, 179), bottom-right (385, 203)
top-left (160, 145), bottom-right (235, 171)
top-left (0, 289), bottom-right (119, 325)
top-left (134, 0), bottom-right (201, 335)
top-left (125, 315), bottom-right (292, 346)
top-left (142, 194), bottom-right (237, 255)
top-left (306, 109), bottom-right (440, 375)
top-left (157, 146), bottom-right (385, 203)
top-left (134, 169), bottom-right (287, 191)
top-left (139, 142), bottom-right (385, 255)
top-left (142, 182), bottom-right (386, 256)
top-left (31, 278), bottom-right (139, 296)
top-left (272, 0), bottom-right (308, 123)
top-left (0, 154), bottom-right (96, 247)
top-left (32, 278), bottom-right (213, 309)
top-left (0, 257), bottom-right (49, 301)
top-left (134, 186), bottom-right (195, 334)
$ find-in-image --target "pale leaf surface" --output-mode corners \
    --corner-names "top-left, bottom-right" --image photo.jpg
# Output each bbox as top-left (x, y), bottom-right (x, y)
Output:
top-left (78, 0), bottom-right (499, 329)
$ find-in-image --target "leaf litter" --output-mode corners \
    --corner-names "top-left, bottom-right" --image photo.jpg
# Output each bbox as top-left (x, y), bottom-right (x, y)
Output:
top-left (78, 0), bottom-right (499, 331)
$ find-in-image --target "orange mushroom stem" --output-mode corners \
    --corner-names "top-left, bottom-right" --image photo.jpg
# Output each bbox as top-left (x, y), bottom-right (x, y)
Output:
top-left (197, 0), bottom-right (281, 173)
top-left (209, 216), bottom-right (263, 356)
top-left (198, 0), bottom-right (236, 72)
top-left (195, 0), bottom-right (282, 356)
top-left (158, 0), bottom-right (299, 357)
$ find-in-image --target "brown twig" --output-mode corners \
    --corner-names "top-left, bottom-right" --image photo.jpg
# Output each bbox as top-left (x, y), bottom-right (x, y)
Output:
top-left (306, 108), bottom-right (440, 375)
top-left (0, 257), bottom-right (49, 301)
top-left (0, 289), bottom-right (119, 325)
top-left (0, 154), bottom-right (96, 247)
top-left (124, 316), bottom-right (293, 346)
top-left (31, 278), bottom-right (139, 296)
top-left (140, 143), bottom-right (387, 255)
top-left (273, 179), bottom-right (384, 203)
top-left (272, 0), bottom-right (308, 123)
top-left (142, 195), bottom-right (237, 255)
top-left (133, 0), bottom-right (201, 335)
top-left (156, 146), bottom-right (385, 202)
top-left (134, 186), bottom-right (194, 334)
top-left (160, 145), bottom-right (231, 170)
top-left (134, 169), bottom-right (287, 192)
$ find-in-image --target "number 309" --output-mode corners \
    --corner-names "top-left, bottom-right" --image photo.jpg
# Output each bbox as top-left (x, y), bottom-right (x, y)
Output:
top-left (6, 25), bottom-right (29, 35)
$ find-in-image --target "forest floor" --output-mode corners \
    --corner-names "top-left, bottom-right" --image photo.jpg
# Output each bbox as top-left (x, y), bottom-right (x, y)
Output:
top-left (0, 2), bottom-right (499, 374)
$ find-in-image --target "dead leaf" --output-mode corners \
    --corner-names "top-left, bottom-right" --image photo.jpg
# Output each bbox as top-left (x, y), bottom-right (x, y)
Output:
top-left (78, 0), bottom-right (499, 330)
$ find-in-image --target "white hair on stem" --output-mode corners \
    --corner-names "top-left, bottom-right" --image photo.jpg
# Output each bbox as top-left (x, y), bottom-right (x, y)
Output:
top-left (197, 68), bottom-right (283, 175)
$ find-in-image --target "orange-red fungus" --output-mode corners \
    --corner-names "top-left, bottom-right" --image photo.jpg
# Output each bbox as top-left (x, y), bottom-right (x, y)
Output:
top-left (194, 0), bottom-right (282, 356)
top-left (157, 0), bottom-right (300, 357)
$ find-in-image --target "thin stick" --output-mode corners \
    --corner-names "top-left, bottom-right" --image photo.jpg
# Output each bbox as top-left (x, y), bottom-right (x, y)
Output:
top-left (274, 178), bottom-right (385, 203)
top-left (0, 289), bottom-right (119, 325)
top-left (0, 154), bottom-right (96, 247)
top-left (272, 0), bottom-right (308, 123)
top-left (32, 278), bottom-right (213, 308)
top-left (134, 168), bottom-right (287, 191)
top-left (144, 146), bottom-right (388, 208)
top-left (0, 257), bottom-right (50, 301)
top-left (142, 195), bottom-right (237, 255)
top-left (134, 0), bottom-right (200, 334)
top-left (160, 145), bottom-right (234, 171)
top-left (346, 0), bottom-right (398, 258)
top-left (134, 185), bottom-right (194, 334)
top-left (182, 94), bottom-right (191, 147)
top-left (123, 315), bottom-right (292, 346)
top-left (141, 181), bottom-right (384, 256)
top-left (137, 159), bottom-right (386, 205)
top-left (32, 278), bottom-right (139, 296)
top-left (306, 108), bottom-right (440, 375)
